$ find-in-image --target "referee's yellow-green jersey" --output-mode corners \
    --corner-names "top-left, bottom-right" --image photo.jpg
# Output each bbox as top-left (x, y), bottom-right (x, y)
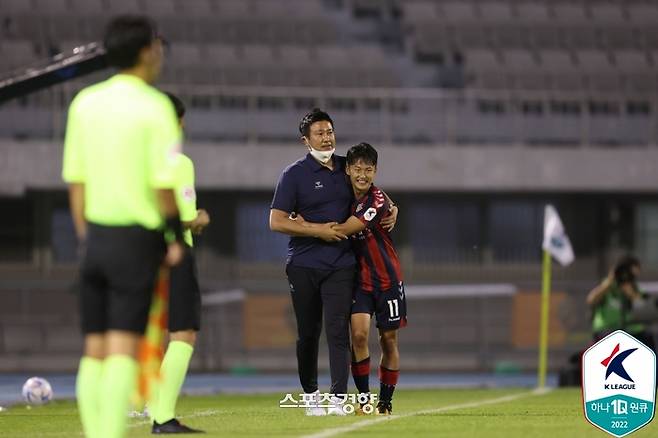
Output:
top-left (174, 154), bottom-right (197, 247)
top-left (62, 74), bottom-right (182, 230)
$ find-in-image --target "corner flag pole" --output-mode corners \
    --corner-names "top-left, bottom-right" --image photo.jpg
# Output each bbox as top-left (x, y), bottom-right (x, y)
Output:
top-left (538, 249), bottom-right (552, 389)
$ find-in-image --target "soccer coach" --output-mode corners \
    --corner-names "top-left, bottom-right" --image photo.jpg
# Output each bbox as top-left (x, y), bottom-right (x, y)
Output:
top-left (62, 16), bottom-right (184, 438)
top-left (269, 109), bottom-right (359, 415)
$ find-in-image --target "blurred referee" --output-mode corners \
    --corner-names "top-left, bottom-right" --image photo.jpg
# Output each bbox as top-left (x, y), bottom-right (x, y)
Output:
top-left (62, 16), bottom-right (184, 438)
top-left (149, 92), bottom-right (210, 434)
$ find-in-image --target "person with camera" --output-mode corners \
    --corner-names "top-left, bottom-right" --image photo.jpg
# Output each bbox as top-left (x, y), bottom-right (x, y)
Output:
top-left (587, 255), bottom-right (655, 351)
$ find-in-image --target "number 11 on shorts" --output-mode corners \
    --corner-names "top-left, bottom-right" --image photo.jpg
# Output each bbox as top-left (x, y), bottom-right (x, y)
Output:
top-left (387, 299), bottom-right (399, 318)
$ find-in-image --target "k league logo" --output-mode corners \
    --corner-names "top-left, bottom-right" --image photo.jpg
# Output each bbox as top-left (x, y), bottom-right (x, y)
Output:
top-left (582, 330), bottom-right (656, 437)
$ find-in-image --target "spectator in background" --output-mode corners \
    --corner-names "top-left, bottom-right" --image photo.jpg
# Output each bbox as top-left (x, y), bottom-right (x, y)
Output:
top-left (587, 255), bottom-right (655, 351)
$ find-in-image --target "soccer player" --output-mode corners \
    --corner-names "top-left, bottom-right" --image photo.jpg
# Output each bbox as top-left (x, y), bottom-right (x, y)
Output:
top-left (295, 143), bottom-right (406, 416)
top-left (62, 16), bottom-right (184, 438)
top-left (148, 93), bottom-right (210, 434)
top-left (269, 109), bottom-right (398, 416)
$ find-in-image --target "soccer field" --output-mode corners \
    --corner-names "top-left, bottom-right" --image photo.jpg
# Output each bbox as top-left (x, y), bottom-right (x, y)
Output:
top-left (1, 388), bottom-right (656, 437)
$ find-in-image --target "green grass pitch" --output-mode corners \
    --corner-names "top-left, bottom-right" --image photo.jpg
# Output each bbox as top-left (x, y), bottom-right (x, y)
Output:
top-left (0, 388), bottom-right (656, 437)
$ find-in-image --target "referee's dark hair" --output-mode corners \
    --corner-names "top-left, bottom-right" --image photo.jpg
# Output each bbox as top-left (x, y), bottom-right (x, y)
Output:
top-left (347, 142), bottom-right (378, 167)
top-left (164, 92), bottom-right (186, 120)
top-left (104, 15), bottom-right (158, 69)
top-left (299, 108), bottom-right (334, 137)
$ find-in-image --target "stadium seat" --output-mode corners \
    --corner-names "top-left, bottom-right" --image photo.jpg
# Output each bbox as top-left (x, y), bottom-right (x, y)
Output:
top-left (589, 4), bottom-right (625, 24)
top-left (478, 2), bottom-right (513, 22)
top-left (33, 0), bottom-right (72, 15)
top-left (465, 49), bottom-right (507, 89)
top-left (402, 1), bottom-right (439, 22)
top-left (627, 4), bottom-right (658, 25)
top-left (69, 0), bottom-right (105, 15)
top-left (216, 0), bottom-right (251, 18)
top-left (277, 45), bottom-right (312, 66)
top-left (494, 26), bottom-right (525, 49)
top-left (142, 0), bottom-right (177, 17)
top-left (564, 26), bottom-right (601, 50)
top-left (441, 2), bottom-right (477, 23)
top-left (515, 2), bottom-right (551, 23)
top-left (457, 24), bottom-right (494, 49)
top-left (104, 0), bottom-right (142, 14)
top-left (169, 42), bottom-right (204, 66)
top-left (576, 50), bottom-right (622, 92)
top-left (529, 25), bottom-right (566, 49)
top-left (503, 49), bottom-right (546, 90)
top-left (601, 26), bottom-right (638, 50)
top-left (253, 0), bottom-right (323, 18)
top-left (205, 43), bottom-right (242, 66)
top-left (1, 39), bottom-right (37, 71)
top-left (539, 50), bottom-right (583, 91)
top-left (614, 50), bottom-right (651, 73)
top-left (242, 44), bottom-right (276, 66)
top-left (552, 4), bottom-right (588, 23)
top-left (175, 0), bottom-right (215, 17)
top-left (0, 0), bottom-right (33, 14)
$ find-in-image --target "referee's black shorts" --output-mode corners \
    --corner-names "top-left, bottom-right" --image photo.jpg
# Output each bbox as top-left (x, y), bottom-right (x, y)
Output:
top-left (80, 223), bottom-right (165, 335)
top-left (168, 246), bottom-right (201, 332)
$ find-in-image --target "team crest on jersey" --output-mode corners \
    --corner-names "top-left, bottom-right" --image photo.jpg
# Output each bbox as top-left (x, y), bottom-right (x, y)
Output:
top-left (314, 181), bottom-right (324, 189)
top-left (582, 330), bottom-right (656, 437)
top-left (363, 207), bottom-right (377, 222)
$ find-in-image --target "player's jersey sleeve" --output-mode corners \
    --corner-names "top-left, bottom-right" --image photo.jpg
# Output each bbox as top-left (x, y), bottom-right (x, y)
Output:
top-left (62, 94), bottom-right (86, 183)
top-left (271, 166), bottom-right (297, 213)
top-left (148, 94), bottom-right (182, 189)
top-left (175, 155), bottom-right (198, 223)
top-left (353, 188), bottom-right (389, 228)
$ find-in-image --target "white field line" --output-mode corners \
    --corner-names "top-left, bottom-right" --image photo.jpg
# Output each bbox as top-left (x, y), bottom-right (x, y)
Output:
top-left (303, 388), bottom-right (553, 438)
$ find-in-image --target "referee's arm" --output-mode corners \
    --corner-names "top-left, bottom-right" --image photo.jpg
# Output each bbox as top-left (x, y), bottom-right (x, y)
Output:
top-left (62, 96), bottom-right (87, 242)
top-left (68, 183), bottom-right (86, 240)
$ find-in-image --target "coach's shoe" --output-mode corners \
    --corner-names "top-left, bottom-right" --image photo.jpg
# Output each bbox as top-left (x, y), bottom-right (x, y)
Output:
top-left (375, 400), bottom-right (392, 416)
top-left (305, 390), bottom-right (326, 416)
top-left (327, 396), bottom-right (348, 416)
top-left (152, 418), bottom-right (205, 434)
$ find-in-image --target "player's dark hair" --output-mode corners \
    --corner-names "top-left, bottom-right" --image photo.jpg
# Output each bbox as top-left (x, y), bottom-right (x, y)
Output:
top-left (104, 15), bottom-right (158, 69)
top-left (614, 254), bottom-right (641, 284)
top-left (347, 142), bottom-right (378, 167)
top-left (164, 92), bottom-right (186, 119)
top-left (299, 108), bottom-right (334, 137)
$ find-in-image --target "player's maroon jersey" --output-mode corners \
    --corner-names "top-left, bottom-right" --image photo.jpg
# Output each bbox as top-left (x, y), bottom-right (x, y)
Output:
top-left (351, 185), bottom-right (403, 292)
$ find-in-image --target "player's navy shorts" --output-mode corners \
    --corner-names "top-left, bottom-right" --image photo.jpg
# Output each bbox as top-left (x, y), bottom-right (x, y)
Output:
top-left (351, 281), bottom-right (408, 330)
top-left (168, 246), bottom-right (201, 332)
top-left (80, 223), bottom-right (165, 335)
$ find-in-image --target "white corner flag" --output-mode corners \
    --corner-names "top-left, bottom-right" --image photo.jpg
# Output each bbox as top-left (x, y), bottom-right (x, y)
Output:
top-left (542, 204), bottom-right (574, 266)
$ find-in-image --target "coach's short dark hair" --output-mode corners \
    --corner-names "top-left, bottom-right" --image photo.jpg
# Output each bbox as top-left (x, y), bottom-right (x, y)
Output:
top-left (164, 92), bottom-right (186, 119)
top-left (104, 15), bottom-right (158, 69)
top-left (299, 108), bottom-right (334, 137)
top-left (347, 142), bottom-right (378, 167)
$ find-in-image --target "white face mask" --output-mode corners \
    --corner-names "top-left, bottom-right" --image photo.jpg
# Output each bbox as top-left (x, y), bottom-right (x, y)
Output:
top-left (309, 147), bottom-right (335, 164)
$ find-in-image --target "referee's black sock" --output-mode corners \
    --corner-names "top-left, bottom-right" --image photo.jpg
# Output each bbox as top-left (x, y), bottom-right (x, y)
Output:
top-left (378, 366), bottom-right (399, 402)
top-left (351, 357), bottom-right (370, 395)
